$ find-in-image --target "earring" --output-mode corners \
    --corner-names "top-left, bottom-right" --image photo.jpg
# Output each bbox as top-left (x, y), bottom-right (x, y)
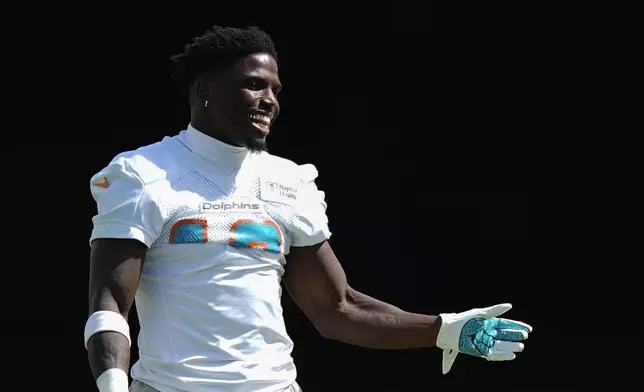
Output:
top-left (204, 100), bottom-right (208, 108)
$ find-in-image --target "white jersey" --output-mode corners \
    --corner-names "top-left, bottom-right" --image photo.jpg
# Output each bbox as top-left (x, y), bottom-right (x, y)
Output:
top-left (89, 125), bottom-right (331, 392)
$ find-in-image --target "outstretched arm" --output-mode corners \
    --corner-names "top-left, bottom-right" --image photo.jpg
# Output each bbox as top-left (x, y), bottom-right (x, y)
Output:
top-left (344, 289), bottom-right (406, 315)
top-left (86, 239), bottom-right (147, 386)
top-left (284, 241), bottom-right (442, 349)
top-left (285, 165), bottom-right (532, 372)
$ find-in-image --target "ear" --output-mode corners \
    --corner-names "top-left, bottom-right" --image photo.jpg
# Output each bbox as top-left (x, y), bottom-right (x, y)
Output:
top-left (195, 78), bottom-right (211, 105)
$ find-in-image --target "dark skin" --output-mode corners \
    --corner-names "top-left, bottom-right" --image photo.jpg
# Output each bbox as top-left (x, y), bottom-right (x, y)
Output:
top-left (284, 241), bottom-right (442, 349)
top-left (191, 52), bottom-right (282, 152)
top-left (87, 52), bottom-right (442, 381)
top-left (87, 238), bottom-right (146, 380)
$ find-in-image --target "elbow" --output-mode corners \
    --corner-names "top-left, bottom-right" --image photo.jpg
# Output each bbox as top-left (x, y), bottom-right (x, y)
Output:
top-left (315, 319), bottom-right (335, 340)
top-left (311, 300), bottom-right (353, 340)
top-left (313, 315), bottom-right (338, 340)
top-left (88, 288), bottom-right (131, 319)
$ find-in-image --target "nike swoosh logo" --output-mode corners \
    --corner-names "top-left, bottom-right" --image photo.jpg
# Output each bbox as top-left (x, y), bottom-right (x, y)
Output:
top-left (93, 177), bottom-right (110, 188)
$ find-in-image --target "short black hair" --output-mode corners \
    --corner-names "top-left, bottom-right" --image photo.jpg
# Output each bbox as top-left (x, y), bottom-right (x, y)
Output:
top-left (170, 25), bottom-right (278, 92)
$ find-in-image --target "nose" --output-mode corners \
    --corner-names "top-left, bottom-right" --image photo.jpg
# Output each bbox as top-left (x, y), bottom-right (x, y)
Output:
top-left (258, 89), bottom-right (278, 113)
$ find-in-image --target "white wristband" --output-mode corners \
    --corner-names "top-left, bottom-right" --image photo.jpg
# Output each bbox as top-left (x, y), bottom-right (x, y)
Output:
top-left (84, 310), bottom-right (132, 348)
top-left (96, 368), bottom-right (129, 392)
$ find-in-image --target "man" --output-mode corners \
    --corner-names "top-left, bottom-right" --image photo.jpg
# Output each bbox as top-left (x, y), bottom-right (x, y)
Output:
top-left (85, 25), bottom-right (532, 392)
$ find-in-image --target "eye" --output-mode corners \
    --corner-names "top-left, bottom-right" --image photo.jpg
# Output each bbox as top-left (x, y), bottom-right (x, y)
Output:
top-left (244, 77), bottom-right (282, 96)
top-left (245, 77), bottom-right (267, 91)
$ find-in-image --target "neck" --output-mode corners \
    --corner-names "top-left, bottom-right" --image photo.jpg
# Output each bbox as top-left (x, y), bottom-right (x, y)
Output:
top-left (190, 113), bottom-right (242, 148)
top-left (181, 123), bottom-right (249, 168)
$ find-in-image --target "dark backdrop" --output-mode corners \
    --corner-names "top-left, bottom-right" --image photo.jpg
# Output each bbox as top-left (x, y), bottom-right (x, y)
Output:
top-left (4, 3), bottom-right (639, 391)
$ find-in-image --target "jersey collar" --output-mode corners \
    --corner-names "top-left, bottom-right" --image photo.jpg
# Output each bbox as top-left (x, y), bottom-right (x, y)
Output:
top-left (181, 123), bottom-right (250, 168)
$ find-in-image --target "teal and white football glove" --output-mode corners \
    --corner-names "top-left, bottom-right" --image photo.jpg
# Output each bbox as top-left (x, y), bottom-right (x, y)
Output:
top-left (436, 303), bottom-right (533, 374)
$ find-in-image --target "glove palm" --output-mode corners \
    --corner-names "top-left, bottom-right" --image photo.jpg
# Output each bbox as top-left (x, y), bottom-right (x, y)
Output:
top-left (436, 303), bottom-right (532, 374)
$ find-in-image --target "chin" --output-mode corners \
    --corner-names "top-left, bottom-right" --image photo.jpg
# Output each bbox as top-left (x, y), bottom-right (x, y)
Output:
top-left (245, 136), bottom-right (268, 153)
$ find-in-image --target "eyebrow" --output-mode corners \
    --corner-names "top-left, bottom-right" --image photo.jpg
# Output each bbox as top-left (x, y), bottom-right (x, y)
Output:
top-left (245, 72), bottom-right (283, 92)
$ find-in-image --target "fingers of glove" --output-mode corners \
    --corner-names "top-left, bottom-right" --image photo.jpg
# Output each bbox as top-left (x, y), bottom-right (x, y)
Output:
top-left (486, 349), bottom-right (517, 361)
top-left (496, 328), bottom-right (529, 342)
top-left (495, 317), bottom-right (533, 333)
top-left (479, 303), bottom-right (512, 319)
top-left (487, 340), bottom-right (524, 361)
top-left (493, 341), bottom-right (524, 353)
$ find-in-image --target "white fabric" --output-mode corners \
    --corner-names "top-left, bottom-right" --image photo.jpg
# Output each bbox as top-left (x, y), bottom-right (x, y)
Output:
top-left (183, 124), bottom-right (249, 168)
top-left (84, 310), bottom-right (131, 348)
top-left (97, 368), bottom-right (129, 392)
top-left (130, 380), bottom-right (302, 392)
top-left (89, 124), bottom-right (331, 392)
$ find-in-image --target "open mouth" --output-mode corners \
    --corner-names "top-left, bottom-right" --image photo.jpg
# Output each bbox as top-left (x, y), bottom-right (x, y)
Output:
top-left (249, 113), bottom-right (271, 133)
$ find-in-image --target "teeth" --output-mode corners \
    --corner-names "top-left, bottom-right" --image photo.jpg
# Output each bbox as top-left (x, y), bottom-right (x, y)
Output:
top-left (250, 114), bottom-right (271, 125)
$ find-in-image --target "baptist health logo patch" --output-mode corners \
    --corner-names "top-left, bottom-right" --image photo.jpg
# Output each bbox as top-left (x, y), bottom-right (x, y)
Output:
top-left (260, 179), bottom-right (298, 205)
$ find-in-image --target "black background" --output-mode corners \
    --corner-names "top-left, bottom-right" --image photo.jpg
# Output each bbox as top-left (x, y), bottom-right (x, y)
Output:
top-left (4, 3), bottom-right (640, 390)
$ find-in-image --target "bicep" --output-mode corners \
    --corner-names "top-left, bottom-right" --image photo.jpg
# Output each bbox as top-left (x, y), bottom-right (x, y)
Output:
top-left (284, 241), bottom-right (349, 324)
top-left (88, 238), bottom-right (148, 317)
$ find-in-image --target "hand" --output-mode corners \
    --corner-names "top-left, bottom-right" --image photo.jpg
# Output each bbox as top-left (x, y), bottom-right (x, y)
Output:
top-left (436, 303), bottom-right (532, 374)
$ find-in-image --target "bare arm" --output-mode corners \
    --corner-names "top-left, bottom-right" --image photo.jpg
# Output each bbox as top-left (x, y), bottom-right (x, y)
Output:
top-left (87, 238), bottom-right (147, 380)
top-left (284, 241), bottom-right (441, 349)
top-left (345, 289), bottom-right (406, 315)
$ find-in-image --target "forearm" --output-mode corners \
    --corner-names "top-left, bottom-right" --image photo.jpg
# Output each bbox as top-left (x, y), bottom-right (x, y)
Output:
top-left (87, 240), bottom-right (144, 382)
top-left (87, 331), bottom-right (131, 380)
top-left (319, 294), bottom-right (442, 350)
top-left (86, 296), bottom-right (133, 382)
top-left (87, 290), bottom-right (134, 381)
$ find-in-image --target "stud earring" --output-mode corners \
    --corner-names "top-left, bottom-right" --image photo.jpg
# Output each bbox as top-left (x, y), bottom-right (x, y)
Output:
top-left (204, 100), bottom-right (208, 108)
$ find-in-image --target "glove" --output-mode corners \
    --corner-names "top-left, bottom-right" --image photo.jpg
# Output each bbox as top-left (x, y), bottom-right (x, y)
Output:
top-left (436, 303), bottom-right (532, 374)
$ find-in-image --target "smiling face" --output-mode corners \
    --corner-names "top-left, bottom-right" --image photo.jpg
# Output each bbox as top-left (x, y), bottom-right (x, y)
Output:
top-left (194, 53), bottom-right (282, 152)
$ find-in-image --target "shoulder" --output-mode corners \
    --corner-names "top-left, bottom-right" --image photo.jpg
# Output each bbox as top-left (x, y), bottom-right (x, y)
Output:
top-left (97, 136), bottom-right (183, 186)
top-left (89, 139), bottom-right (176, 247)
top-left (257, 152), bottom-right (320, 185)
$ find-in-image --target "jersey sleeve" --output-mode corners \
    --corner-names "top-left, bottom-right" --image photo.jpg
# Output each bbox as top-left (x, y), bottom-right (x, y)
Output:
top-left (289, 164), bottom-right (332, 247)
top-left (89, 160), bottom-right (163, 247)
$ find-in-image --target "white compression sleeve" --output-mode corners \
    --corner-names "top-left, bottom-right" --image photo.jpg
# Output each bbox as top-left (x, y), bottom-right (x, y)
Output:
top-left (96, 368), bottom-right (129, 392)
top-left (85, 311), bottom-right (132, 392)
top-left (84, 310), bottom-right (132, 348)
